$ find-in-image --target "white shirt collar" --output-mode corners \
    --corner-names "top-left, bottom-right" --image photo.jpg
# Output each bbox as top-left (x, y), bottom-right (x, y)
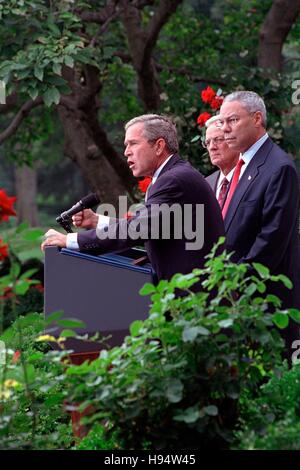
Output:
top-left (152, 154), bottom-right (174, 184)
top-left (217, 166), bottom-right (235, 189)
top-left (241, 133), bottom-right (269, 165)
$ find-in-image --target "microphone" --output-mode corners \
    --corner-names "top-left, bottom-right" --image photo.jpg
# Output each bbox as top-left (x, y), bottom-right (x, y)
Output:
top-left (56, 193), bottom-right (100, 233)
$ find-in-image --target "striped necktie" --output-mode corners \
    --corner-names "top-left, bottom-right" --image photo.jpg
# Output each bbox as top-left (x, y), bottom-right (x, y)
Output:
top-left (217, 177), bottom-right (229, 209)
top-left (222, 158), bottom-right (245, 218)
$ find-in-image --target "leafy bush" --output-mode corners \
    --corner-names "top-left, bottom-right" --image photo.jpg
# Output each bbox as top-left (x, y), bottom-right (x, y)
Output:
top-left (61, 241), bottom-right (299, 450)
top-left (0, 313), bottom-right (73, 449)
top-left (1, 240), bottom-right (300, 450)
top-left (235, 363), bottom-right (300, 450)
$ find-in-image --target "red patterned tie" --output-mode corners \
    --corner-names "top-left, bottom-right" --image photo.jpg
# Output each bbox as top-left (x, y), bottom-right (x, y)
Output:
top-left (217, 177), bottom-right (229, 209)
top-left (222, 159), bottom-right (245, 218)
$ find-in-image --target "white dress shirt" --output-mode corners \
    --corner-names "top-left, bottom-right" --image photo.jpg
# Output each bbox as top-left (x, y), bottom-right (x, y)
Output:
top-left (239, 133), bottom-right (269, 178)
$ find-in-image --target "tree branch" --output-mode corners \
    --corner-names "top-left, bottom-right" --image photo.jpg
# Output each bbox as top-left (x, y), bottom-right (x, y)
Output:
top-left (258, 0), bottom-right (300, 70)
top-left (79, 0), bottom-right (119, 24)
top-left (0, 97), bottom-right (43, 145)
top-left (156, 63), bottom-right (227, 86)
top-left (143, 0), bottom-right (183, 66)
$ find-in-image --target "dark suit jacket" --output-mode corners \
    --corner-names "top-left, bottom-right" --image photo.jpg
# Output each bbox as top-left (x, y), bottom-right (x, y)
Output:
top-left (206, 170), bottom-right (220, 195)
top-left (77, 154), bottom-right (225, 282)
top-left (224, 137), bottom-right (300, 311)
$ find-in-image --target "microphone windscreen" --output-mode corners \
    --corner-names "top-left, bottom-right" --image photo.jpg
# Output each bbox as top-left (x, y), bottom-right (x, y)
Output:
top-left (80, 193), bottom-right (100, 209)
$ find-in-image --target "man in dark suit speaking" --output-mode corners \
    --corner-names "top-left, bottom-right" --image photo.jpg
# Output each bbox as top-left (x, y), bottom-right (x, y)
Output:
top-left (42, 114), bottom-right (224, 284)
top-left (217, 91), bottom-right (300, 352)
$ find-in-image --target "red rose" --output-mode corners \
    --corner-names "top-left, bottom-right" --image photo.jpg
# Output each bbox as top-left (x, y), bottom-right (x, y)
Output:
top-left (12, 350), bottom-right (21, 364)
top-left (0, 238), bottom-right (8, 261)
top-left (0, 189), bottom-right (17, 222)
top-left (201, 86), bottom-right (216, 104)
top-left (197, 112), bottom-right (212, 127)
top-left (138, 176), bottom-right (152, 194)
top-left (210, 96), bottom-right (223, 110)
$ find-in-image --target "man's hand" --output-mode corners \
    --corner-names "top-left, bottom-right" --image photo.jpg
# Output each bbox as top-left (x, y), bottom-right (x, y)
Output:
top-left (72, 209), bottom-right (99, 229)
top-left (41, 229), bottom-right (67, 251)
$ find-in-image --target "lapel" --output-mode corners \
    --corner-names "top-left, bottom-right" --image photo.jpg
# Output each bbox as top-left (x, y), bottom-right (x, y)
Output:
top-left (224, 137), bottom-right (274, 231)
top-left (207, 170), bottom-right (220, 194)
top-left (147, 154), bottom-right (181, 200)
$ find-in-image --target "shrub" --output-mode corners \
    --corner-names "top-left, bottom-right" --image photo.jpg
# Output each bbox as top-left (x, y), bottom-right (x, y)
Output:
top-left (235, 363), bottom-right (300, 450)
top-left (62, 241), bottom-right (300, 450)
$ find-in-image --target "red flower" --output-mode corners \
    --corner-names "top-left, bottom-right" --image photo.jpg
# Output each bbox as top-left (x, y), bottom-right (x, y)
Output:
top-left (210, 96), bottom-right (223, 110)
top-left (0, 189), bottom-right (17, 222)
top-left (123, 211), bottom-right (134, 219)
top-left (0, 238), bottom-right (8, 261)
top-left (33, 283), bottom-right (44, 293)
top-left (12, 350), bottom-right (21, 364)
top-left (201, 86), bottom-right (216, 104)
top-left (197, 112), bottom-right (212, 127)
top-left (0, 286), bottom-right (14, 300)
top-left (138, 177), bottom-right (152, 194)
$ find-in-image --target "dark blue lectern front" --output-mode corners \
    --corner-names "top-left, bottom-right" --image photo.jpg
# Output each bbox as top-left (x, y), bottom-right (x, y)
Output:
top-left (44, 247), bottom-right (152, 352)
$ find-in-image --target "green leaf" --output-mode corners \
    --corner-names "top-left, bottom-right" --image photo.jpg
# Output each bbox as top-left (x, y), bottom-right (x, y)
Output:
top-left (20, 268), bottom-right (38, 280)
top-left (288, 309), bottom-right (300, 324)
top-left (60, 329), bottom-right (77, 338)
top-left (23, 228), bottom-right (44, 241)
top-left (130, 320), bottom-right (144, 337)
top-left (166, 379), bottom-right (183, 403)
top-left (139, 283), bottom-right (156, 295)
top-left (43, 87), bottom-right (60, 107)
top-left (174, 406), bottom-right (200, 423)
top-left (182, 326), bottom-right (209, 342)
top-left (203, 405), bottom-right (218, 416)
top-left (277, 274), bottom-right (293, 290)
top-left (34, 65), bottom-right (44, 81)
top-left (28, 87), bottom-right (39, 101)
top-left (56, 318), bottom-right (86, 329)
top-left (16, 222), bottom-right (29, 233)
top-left (15, 280), bottom-right (30, 295)
top-left (272, 312), bottom-right (289, 329)
top-left (191, 135), bottom-right (201, 143)
top-left (52, 62), bottom-right (62, 75)
top-left (265, 294), bottom-right (281, 307)
top-left (218, 319), bottom-right (233, 328)
top-left (45, 310), bottom-right (64, 325)
top-left (64, 55), bottom-right (74, 68)
top-left (47, 21), bottom-right (61, 38)
top-left (253, 263), bottom-right (270, 277)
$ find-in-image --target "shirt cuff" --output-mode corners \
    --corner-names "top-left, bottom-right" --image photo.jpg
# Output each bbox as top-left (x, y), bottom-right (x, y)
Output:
top-left (66, 233), bottom-right (79, 250)
top-left (97, 214), bottom-right (110, 230)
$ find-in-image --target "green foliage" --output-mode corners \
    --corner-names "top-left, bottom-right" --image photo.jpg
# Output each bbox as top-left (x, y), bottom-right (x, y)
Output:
top-left (1, 239), bottom-right (300, 449)
top-left (0, 312), bottom-right (73, 449)
top-left (235, 364), bottom-right (300, 450)
top-left (55, 241), bottom-right (299, 450)
top-left (2, 286), bottom-right (44, 330)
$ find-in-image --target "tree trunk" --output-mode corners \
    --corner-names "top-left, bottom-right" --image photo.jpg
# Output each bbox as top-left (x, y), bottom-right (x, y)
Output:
top-left (58, 64), bottom-right (138, 208)
top-left (258, 0), bottom-right (300, 71)
top-left (58, 105), bottom-right (133, 209)
top-left (14, 165), bottom-right (39, 226)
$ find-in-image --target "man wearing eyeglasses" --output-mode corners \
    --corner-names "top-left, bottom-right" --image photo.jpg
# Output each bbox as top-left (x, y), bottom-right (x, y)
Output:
top-left (204, 115), bottom-right (239, 209)
top-left (217, 90), bottom-right (300, 357)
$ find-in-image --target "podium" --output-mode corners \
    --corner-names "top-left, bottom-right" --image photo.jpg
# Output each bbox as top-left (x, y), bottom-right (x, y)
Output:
top-left (44, 247), bottom-right (152, 353)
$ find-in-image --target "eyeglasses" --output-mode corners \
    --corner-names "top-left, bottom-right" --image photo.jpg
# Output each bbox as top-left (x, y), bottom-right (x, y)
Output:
top-left (215, 116), bottom-right (240, 128)
top-left (202, 136), bottom-right (225, 148)
top-left (216, 112), bottom-right (256, 129)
